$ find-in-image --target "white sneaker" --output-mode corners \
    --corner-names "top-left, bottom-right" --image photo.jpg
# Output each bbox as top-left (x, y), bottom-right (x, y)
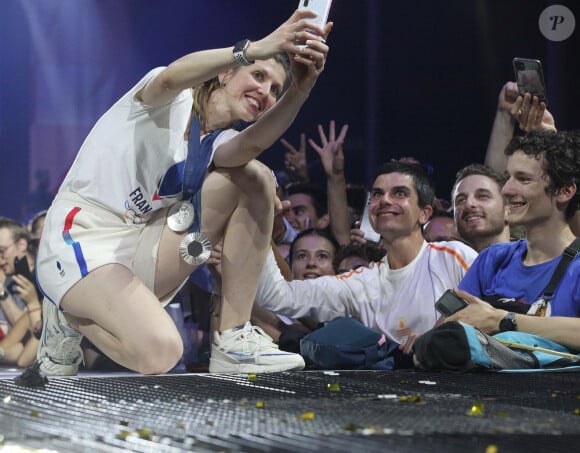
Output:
top-left (37, 300), bottom-right (84, 376)
top-left (209, 321), bottom-right (305, 373)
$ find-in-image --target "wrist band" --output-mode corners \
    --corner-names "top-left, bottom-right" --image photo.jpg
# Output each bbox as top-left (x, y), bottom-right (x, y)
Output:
top-left (233, 39), bottom-right (254, 66)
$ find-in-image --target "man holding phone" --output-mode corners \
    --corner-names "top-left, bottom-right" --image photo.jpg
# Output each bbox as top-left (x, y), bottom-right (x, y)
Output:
top-left (0, 217), bottom-right (42, 334)
top-left (444, 131), bottom-right (580, 349)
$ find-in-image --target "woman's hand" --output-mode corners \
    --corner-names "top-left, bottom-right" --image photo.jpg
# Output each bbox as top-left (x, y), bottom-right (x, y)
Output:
top-left (250, 9), bottom-right (332, 95)
top-left (288, 28), bottom-right (331, 95)
top-left (249, 9), bottom-right (329, 63)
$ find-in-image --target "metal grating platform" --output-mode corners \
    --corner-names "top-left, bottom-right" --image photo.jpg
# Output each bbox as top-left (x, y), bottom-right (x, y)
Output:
top-left (1, 370), bottom-right (579, 452)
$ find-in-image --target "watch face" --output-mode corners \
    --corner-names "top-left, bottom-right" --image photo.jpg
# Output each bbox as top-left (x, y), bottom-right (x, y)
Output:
top-left (500, 314), bottom-right (516, 332)
top-left (234, 39), bottom-right (249, 52)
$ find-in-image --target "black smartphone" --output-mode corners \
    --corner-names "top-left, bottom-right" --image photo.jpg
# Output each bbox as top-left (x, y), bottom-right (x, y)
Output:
top-left (435, 289), bottom-right (468, 317)
top-left (512, 57), bottom-right (547, 104)
top-left (13, 256), bottom-right (34, 282)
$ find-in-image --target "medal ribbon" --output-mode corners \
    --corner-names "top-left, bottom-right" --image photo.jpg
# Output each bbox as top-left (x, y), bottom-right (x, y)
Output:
top-left (182, 118), bottom-right (223, 232)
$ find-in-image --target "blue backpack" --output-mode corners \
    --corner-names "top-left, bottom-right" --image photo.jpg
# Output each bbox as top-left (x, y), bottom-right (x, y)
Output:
top-left (414, 321), bottom-right (580, 372)
top-left (299, 317), bottom-right (404, 370)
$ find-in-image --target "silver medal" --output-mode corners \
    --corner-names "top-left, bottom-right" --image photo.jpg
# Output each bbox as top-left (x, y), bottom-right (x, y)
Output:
top-left (167, 200), bottom-right (195, 232)
top-left (179, 232), bottom-right (212, 265)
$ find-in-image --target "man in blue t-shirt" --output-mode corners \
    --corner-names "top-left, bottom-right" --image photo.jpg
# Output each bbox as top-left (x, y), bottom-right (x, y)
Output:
top-left (450, 130), bottom-right (580, 350)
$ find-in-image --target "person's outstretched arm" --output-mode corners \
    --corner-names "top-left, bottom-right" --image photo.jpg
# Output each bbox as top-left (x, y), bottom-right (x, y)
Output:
top-left (309, 121), bottom-right (351, 246)
top-left (139, 9), bottom-right (332, 169)
top-left (214, 17), bottom-right (332, 168)
top-left (485, 82), bottom-right (556, 173)
top-left (449, 289), bottom-right (580, 350)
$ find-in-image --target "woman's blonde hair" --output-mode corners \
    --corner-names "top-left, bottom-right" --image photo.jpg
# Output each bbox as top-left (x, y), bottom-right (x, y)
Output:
top-left (191, 53), bottom-right (291, 131)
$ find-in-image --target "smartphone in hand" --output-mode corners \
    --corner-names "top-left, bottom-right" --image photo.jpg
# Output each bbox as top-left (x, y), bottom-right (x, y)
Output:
top-left (298, 0), bottom-right (333, 29)
top-left (360, 192), bottom-right (381, 244)
top-left (13, 256), bottom-right (34, 282)
top-left (512, 57), bottom-right (547, 104)
top-left (435, 289), bottom-right (468, 317)
top-left (12, 255), bottom-right (43, 301)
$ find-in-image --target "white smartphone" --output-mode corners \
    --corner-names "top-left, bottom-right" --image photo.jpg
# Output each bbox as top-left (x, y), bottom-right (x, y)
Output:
top-left (360, 192), bottom-right (381, 243)
top-left (298, 0), bottom-right (332, 29)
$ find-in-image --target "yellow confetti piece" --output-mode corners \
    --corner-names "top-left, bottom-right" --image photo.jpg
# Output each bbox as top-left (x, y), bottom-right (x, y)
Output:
top-left (327, 383), bottom-right (340, 391)
top-left (468, 402), bottom-right (485, 417)
top-left (256, 401), bottom-right (265, 409)
top-left (248, 374), bottom-right (257, 381)
top-left (485, 445), bottom-right (498, 453)
top-left (116, 430), bottom-right (130, 440)
top-left (30, 410), bottom-right (40, 417)
top-left (398, 394), bottom-right (421, 403)
top-left (574, 408), bottom-right (580, 415)
top-left (136, 428), bottom-right (152, 439)
top-left (551, 392), bottom-right (558, 398)
top-left (400, 379), bottom-right (409, 384)
top-left (301, 411), bottom-right (315, 420)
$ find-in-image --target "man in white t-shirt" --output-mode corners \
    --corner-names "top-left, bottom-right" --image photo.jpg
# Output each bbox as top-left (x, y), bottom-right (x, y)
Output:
top-left (256, 161), bottom-right (478, 344)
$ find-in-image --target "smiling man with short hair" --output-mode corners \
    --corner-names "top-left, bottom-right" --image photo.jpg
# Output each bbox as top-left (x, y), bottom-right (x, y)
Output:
top-left (256, 161), bottom-right (477, 344)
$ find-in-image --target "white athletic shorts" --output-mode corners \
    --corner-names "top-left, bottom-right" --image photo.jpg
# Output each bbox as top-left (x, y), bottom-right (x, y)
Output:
top-left (36, 191), bottom-right (185, 308)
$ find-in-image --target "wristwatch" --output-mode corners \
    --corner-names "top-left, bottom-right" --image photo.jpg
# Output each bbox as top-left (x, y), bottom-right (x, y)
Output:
top-left (499, 312), bottom-right (517, 332)
top-left (0, 289), bottom-right (9, 301)
top-left (233, 39), bottom-right (254, 66)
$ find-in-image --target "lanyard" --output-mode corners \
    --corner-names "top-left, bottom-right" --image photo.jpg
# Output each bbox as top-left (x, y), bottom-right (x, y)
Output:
top-left (182, 117), bottom-right (222, 232)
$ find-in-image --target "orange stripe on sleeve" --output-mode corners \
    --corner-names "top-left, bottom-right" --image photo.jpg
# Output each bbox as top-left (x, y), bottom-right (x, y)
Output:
top-left (427, 243), bottom-right (471, 271)
top-left (333, 260), bottom-right (385, 279)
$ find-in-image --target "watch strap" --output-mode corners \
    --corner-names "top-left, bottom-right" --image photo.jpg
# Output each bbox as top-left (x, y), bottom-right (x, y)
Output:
top-left (233, 39), bottom-right (254, 66)
top-left (500, 312), bottom-right (517, 332)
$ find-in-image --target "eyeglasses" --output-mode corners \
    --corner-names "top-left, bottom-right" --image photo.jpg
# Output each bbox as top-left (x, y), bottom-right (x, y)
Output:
top-left (0, 242), bottom-right (15, 257)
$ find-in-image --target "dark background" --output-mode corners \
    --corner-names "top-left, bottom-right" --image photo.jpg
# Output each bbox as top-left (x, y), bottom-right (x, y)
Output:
top-left (1, 0), bottom-right (579, 223)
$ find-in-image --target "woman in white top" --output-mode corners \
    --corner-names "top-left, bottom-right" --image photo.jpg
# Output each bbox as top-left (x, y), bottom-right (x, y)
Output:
top-left (34, 8), bottom-right (331, 376)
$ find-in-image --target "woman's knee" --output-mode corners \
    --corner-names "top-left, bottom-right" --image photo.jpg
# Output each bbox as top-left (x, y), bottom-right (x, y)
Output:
top-left (132, 329), bottom-right (184, 375)
top-left (233, 160), bottom-right (277, 198)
